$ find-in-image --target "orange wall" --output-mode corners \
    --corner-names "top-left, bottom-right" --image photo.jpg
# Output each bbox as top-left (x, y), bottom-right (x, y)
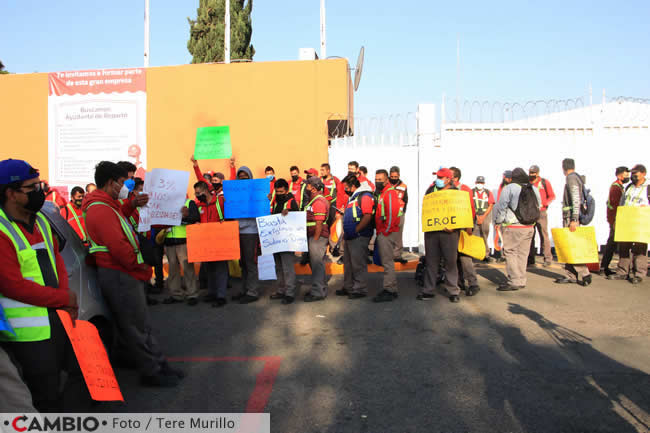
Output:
top-left (0, 59), bottom-right (350, 183)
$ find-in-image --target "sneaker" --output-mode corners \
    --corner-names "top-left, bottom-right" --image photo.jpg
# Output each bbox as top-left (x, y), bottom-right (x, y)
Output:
top-left (554, 278), bottom-right (576, 284)
top-left (629, 277), bottom-right (643, 285)
top-left (348, 293), bottom-right (367, 299)
top-left (416, 293), bottom-right (434, 301)
top-left (578, 275), bottom-right (592, 287)
top-left (239, 295), bottom-right (259, 304)
top-left (211, 297), bottom-right (227, 308)
top-left (281, 296), bottom-right (295, 304)
top-left (141, 372), bottom-right (179, 387)
top-left (304, 293), bottom-right (325, 302)
top-left (269, 292), bottom-right (285, 300)
top-left (187, 298), bottom-right (199, 306)
top-left (465, 285), bottom-right (481, 297)
top-left (335, 288), bottom-right (350, 296)
top-left (372, 290), bottom-right (395, 303)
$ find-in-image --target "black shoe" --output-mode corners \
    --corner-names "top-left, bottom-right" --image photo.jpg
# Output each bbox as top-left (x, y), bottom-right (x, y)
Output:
top-left (211, 297), bottom-right (227, 308)
top-left (239, 295), bottom-right (259, 304)
top-left (348, 293), bottom-right (367, 299)
top-left (203, 294), bottom-right (218, 303)
top-left (372, 290), bottom-right (395, 303)
top-left (416, 293), bottom-right (434, 300)
top-left (629, 277), bottom-right (643, 284)
top-left (300, 255), bottom-right (310, 266)
top-left (146, 296), bottom-right (159, 306)
top-left (497, 285), bottom-right (521, 292)
top-left (162, 297), bottom-right (183, 304)
top-left (484, 257), bottom-right (495, 264)
top-left (578, 275), bottom-right (592, 287)
top-left (281, 296), bottom-right (295, 304)
top-left (231, 292), bottom-right (245, 301)
top-left (449, 295), bottom-right (460, 303)
top-left (607, 274), bottom-right (628, 280)
top-left (141, 372), bottom-right (179, 387)
top-left (394, 258), bottom-right (407, 264)
top-left (161, 363), bottom-right (186, 379)
top-left (335, 288), bottom-right (350, 296)
top-left (187, 298), bottom-right (198, 306)
top-left (465, 285), bottom-right (481, 297)
top-left (554, 278), bottom-right (576, 284)
top-left (603, 268), bottom-right (615, 277)
top-left (269, 292), bottom-right (285, 300)
top-left (303, 293), bottom-right (325, 302)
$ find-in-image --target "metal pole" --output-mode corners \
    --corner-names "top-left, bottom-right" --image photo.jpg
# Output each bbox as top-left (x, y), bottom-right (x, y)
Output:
top-left (144, 0), bottom-right (150, 67)
top-left (225, 0), bottom-right (231, 63)
top-left (456, 35), bottom-right (460, 122)
top-left (320, 0), bottom-right (326, 59)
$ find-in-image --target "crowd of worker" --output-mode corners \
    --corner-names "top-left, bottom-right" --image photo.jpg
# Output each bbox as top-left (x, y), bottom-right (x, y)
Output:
top-left (0, 155), bottom-right (647, 412)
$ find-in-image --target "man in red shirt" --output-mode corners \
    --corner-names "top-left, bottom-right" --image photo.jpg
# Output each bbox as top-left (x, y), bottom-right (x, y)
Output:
top-left (84, 161), bottom-right (182, 387)
top-left (0, 159), bottom-right (86, 411)
top-left (389, 166), bottom-right (408, 263)
top-left (358, 166), bottom-right (375, 191)
top-left (60, 186), bottom-right (87, 242)
top-left (601, 166), bottom-right (629, 275)
top-left (289, 165), bottom-right (307, 209)
top-left (42, 180), bottom-right (67, 209)
top-left (304, 176), bottom-right (330, 302)
top-left (373, 169), bottom-right (402, 303)
top-left (527, 165), bottom-right (556, 267)
top-left (451, 167), bottom-right (479, 296)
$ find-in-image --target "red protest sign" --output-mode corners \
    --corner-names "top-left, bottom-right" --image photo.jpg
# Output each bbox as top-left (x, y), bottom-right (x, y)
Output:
top-left (57, 310), bottom-right (124, 402)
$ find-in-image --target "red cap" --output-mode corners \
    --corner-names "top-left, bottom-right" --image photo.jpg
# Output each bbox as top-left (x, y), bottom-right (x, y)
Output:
top-left (304, 168), bottom-right (318, 176)
top-left (434, 168), bottom-right (453, 178)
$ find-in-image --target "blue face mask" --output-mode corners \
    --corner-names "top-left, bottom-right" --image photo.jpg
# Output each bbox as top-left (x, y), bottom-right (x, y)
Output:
top-left (435, 179), bottom-right (446, 188)
top-left (266, 174), bottom-right (275, 180)
top-left (124, 178), bottom-right (136, 192)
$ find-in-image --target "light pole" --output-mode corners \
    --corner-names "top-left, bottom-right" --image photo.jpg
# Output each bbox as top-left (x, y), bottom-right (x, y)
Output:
top-left (320, 0), bottom-right (326, 59)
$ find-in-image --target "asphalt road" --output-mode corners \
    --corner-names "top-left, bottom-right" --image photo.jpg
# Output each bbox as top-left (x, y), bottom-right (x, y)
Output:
top-left (104, 261), bottom-right (650, 433)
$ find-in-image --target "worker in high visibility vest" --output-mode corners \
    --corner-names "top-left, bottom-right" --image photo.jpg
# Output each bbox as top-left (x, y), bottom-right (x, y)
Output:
top-left (289, 165), bottom-right (307, 209)
top-left (389, 166), bottom-right (408, 263)
top-left (472, 176), bottom-right (495, 263)
top-left (373, 169), bottom-right (402, 302)
top-left (0, 158), bottom-right (88, 412)
top-left (600, 166), bottom-right (629, 275)
top-left (303, 176), bottom-right (331, 302)
top-left (84, 161), bottom-right (183, 387)
top-left (60, 186), bottom-right (87, 242)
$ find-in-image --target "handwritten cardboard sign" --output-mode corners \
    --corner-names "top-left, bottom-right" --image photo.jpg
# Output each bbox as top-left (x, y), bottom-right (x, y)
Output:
top-left (421, 189), bottom-right (474, 232)
top-left (0, 304), bottom-right (15, 335)
top-left (186, 221), bottom-right (240, 263)
top-left (194, 126), bottom-right (232, 160)
top-left (258, 255), bottom-right (277, 280)
top-left (458, 231), bottom-right (486, 260)
top-left (56, 310), bottom-right (123, 402)
top-left (138, 168), bottom-right (190, 232)
top-left (256, 212), bottom-right (308, 255)
top-left (551, 227), bottom-right (599, 264)
top-left (615, 206), bottom-right (650, 244)
top-left (223, 179), bottom-right (271, 219)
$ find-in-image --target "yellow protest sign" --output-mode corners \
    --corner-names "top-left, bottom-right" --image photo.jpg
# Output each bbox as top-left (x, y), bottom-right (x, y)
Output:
top-left (421, 189), bottom-right (473, 232)
top-left (458, 231), bottom-right (486, 260)
top-left (614, 206), bottom-right (650, 244)
top-left (551, 227), bottom-right (599, 264)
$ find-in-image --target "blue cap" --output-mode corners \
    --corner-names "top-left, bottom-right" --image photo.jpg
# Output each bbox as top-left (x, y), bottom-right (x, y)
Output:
top-left (0, 159), bottom-right (39, 185)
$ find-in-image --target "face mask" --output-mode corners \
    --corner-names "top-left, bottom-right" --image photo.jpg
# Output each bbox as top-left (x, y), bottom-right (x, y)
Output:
top-left (529, 175), bottom-right (537, 183)
top-left (631, 174), bottom-right (639, 184)
top-left (124, 179), bottom-right (136, 192)
top-left (118, 184), bottom-right (129, 199)
top-left (375, 181), bottom-right (385, 192)
top-left (290, 175), bottom-right (298, 182)
top-left (345, 190), bottom-right (353, 196)
top-left (266, 174), bottom-right (275, 180)
top-left (622, 177), bottom-right (630, 183)
top-left (74, 199), bottom-right (83, 207)
top-left (196, 194), bottom-right (207, 203)
top-left (389, 178), bottom-right (399, 185)
top-left (435, 179), bottom-right (446, 188)
top-left (348, 171), bottom-right (356, 177)
top-left (475, 184), bottom-right (484, 190)
top-left (24, 189), bottom-right (46, 213)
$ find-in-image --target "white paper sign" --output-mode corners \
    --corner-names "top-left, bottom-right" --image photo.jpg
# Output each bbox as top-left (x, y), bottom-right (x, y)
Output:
top-left (258, 255), bottom-right (277, 281)
top-left (256, 212), bottom-right (308, 255)
top-left (138, 168), bottom-right (190, 232)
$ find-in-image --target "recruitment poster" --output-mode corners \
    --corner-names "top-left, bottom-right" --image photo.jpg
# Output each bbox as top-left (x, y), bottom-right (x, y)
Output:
top-left (48, 68), bottom-right (147, 190)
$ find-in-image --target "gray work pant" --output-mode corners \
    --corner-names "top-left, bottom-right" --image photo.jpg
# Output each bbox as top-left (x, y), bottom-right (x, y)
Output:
top-left (458, 253), bottom-right (478, 287)
top-left (423, 230), bottom-right (460, 296)
top-left (394, 215), bottom-right (406, 259)
top-left (473, 210), bottom-right (492, 257)
top-left (0, 345), bottom-right (36, 412)
top-left (529, 210), bottom-right (553, 263)
top-left (205, 261), bottom-right (229, 299)
top-left (343, 236), bottom-right (371, 294)
top-left (562, 220), bottom-right (590, 280)
top-left (166, 243), bottom-right (199, 300)
top-left (377, 231), bottom-right (399, 293)
top-left (97, 267), bottom-right (167, 376)
top-left (617, 242), bottom-right (648, 279)
top-left (502, 226), bottom-right (535, 286)
top-left (309, 237), bottom-right (329, 297)
top-left (274, 252), bottom-right (297, 297)
top-left (240, 234), bottom-right (260, 297)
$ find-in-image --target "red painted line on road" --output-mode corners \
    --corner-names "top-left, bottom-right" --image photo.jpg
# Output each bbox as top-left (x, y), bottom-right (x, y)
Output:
top-left (168, 356), bottom-right (283, 413)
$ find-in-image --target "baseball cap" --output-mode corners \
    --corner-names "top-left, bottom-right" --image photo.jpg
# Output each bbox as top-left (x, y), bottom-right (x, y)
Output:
top-left (529, 165), bottom-right (540, 173)
top-left (305, 175), bottom-right (324, 189)
top-left (476, 176), bottom-right (486, 183)
top-left (434, 168), bottom-right (453, 178)
top-left (631, 164), bottom-right (647, 173)
top-left (304, 168), bottom-right (319, 176)
top-left (503, 170), bottom-right (513, 178)
top-left (615, 166), bottom-right (629, 175)
top-left (214, 172), bottom-right (225, 180)
top-left (0, 159), bottom-right (39, 185)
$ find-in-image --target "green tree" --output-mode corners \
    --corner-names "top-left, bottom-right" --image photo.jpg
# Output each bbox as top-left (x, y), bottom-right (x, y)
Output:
top-left (187, 0), bottom-right (255, 63)
top-left (0, 60), bottom-right (8, 74)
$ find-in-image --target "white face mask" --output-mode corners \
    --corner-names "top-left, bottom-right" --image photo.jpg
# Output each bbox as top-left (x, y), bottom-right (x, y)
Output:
top-left (475, 184), bottom-right (484, 191)
top-left (118, 184), bottom-right (130, 199)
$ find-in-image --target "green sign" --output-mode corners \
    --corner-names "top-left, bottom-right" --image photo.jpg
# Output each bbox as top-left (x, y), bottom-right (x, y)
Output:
top-left (194, 126), bottom-right (232, 160)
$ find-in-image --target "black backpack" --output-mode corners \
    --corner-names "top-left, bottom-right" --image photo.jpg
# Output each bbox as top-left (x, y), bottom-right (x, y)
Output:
top-left (512, 183), bottom-right (540, 225)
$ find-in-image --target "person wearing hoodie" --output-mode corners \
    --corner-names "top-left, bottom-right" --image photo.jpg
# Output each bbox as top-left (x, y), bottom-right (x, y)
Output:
top-left (494, 167), bottom-right (541, 291)
top-left (83, 161), bottom-right (183, 388)
top-left (231, 166), bottom-right (263, 304)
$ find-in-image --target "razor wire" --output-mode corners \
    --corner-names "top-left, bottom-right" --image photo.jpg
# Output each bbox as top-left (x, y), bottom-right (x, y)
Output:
top-left (331, 112), bottom-right (418, 147)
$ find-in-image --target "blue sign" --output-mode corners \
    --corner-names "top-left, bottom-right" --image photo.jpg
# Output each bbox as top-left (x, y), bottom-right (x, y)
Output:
top-left (223, 179), bottom-right (271, 219)
top-left (0, 304), bottom-right (15, 335)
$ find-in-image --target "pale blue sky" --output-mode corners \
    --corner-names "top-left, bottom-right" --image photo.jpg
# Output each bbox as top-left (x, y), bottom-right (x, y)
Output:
top-left (1, 0), bottom-right (649, 116)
